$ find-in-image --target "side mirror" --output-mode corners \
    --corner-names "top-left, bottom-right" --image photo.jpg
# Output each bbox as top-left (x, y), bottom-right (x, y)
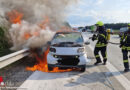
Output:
top-left (85, 41), bottom-right (90, 45)
top-left (47, 41), bottom-right (51, 45)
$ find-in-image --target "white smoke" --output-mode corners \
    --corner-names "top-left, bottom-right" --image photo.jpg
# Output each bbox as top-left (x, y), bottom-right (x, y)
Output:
top-left (0, 0), bottom-right (77, 50)
top-left (0, 0), bottom-right (77, 29)
top-left (9, 21), bottom-right (55, 50)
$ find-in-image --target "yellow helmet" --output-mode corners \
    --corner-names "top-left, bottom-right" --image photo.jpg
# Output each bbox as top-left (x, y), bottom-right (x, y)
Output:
top-left (128, 23), bottom-right (130, 29)
top-left (96, 21), bottom-right (104, 26)
top-left (128, 23), bottom-right (130, 27)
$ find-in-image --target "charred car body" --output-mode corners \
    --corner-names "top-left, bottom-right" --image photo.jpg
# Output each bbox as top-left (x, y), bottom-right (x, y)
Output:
top-left (47, 32), bottom-right (90, 72)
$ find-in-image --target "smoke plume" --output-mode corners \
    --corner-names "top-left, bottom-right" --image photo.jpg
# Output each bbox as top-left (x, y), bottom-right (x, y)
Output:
top-left (0, 0), bottom-right (77, 50)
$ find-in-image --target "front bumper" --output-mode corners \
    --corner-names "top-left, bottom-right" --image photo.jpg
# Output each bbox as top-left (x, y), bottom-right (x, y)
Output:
top-left (47, 53), bottom-right (89, 65)
top-left (48, 64), bottom-right (86, 68)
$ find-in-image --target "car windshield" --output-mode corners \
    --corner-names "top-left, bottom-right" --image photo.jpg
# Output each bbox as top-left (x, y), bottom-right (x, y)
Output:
top-left (51, 33), bottom-right (83, 44)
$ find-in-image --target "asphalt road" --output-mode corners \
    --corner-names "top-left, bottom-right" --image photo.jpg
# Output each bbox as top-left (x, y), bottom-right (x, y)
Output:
top-left (18, 32), bottom-right (130, 90)
top-left (85, 33), bottom-right (130, 80)
top-left (0, 57), bottom-right (34, 88)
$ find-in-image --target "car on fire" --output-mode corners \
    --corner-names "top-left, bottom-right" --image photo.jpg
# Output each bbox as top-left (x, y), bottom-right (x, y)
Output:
top-left (47, 32), bottom-right (90, 72)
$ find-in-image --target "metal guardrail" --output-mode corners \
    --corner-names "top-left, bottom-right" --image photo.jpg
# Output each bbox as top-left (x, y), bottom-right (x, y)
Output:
top-left (0, 48), bottom-right (29, 69)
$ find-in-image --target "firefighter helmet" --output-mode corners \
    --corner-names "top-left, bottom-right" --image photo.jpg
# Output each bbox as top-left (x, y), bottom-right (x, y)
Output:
top-left (128, 23), bottom-right (130, 27)
top-left (96, 21), bottom-right (104, 26)
top-left (128, 23), bottom-right (130, 29)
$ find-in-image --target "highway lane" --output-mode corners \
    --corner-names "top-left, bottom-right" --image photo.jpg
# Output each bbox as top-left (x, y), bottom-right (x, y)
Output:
top-left (19, 47), bottom-right (114, 90)
top-left (84, 33), bottom-right (130, 80)
top-left (83, 32), bottom-right (130, 90)
top-left (108, 35), bottom-right (130, 80)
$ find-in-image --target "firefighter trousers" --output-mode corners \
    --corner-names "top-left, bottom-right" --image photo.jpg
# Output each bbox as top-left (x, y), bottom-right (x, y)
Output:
top-left (94, 46), bottom-right (107, 63)
top-left (122, 50), bottom-right (129, 69)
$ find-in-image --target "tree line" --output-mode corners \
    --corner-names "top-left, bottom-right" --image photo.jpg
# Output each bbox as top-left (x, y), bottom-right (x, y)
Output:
top-left (104, 23), bottom-right (128, 30)
top-left (78, 23), bottom-right (129, 30)
top-left (0, 27), bottom-right (12, 57)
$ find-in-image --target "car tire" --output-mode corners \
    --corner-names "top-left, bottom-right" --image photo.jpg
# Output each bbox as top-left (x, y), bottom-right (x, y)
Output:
top-left (48, 65), bottom-right (53, 71)
top-left (80, 65), bottom-right (86, 72)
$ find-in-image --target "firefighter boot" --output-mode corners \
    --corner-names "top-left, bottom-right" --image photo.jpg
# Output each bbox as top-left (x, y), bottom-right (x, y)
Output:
top-left (94, 58), bottom-right (102, 65)
top-left (124, 68), bottom-right (130, 72)
top-left (103, 59), bottom-right (107, 65)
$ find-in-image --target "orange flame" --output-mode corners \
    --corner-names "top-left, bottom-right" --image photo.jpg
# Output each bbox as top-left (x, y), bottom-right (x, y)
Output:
top-left (7, 10), bottom-right (23, 24)
top-left (39, 16), bottom-right (50, 30)
top-left (57, 26), bottom-right (74, 32)
top-left (33, 32), bottom-right (40, 36)
top-left (24, 33), bottom-right (32, 40)
top-left (26, 47), bottom-right (75, 73)
top-left (23, 32), bottom-right (40, 40)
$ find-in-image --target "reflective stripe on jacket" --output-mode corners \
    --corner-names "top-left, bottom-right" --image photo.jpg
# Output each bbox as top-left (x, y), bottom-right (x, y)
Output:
top-left (120, 31), bottom-right (130, 50)
top-left (96, 33), bottom-right (108, 47)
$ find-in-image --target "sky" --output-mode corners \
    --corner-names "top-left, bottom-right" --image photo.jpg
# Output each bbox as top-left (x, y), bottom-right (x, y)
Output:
top-left (67, 0), bottom-right (130, 27)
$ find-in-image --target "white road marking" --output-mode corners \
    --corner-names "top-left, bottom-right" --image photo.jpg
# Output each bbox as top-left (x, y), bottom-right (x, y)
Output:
top-left (88, 45), bottom-right (130, 90)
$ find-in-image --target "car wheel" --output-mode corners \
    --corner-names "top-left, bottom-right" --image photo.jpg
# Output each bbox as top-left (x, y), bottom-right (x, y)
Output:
top-left (48, 65), bottom-right (53, 71)
top-left (80, 65), bottom-right (86, 72)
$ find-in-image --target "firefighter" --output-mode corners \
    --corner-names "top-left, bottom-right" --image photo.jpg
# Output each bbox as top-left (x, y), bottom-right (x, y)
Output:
top-left (120, 24), bottom-right (130, 72)
top-left (92, 21), bottom-right (108, 65)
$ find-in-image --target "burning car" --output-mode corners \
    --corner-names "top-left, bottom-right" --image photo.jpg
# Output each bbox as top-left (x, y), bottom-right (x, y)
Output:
top-left (47, 32), bottom-right (90, 72)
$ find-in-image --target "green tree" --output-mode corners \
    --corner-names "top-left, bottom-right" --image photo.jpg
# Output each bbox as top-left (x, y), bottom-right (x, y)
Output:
top-left (0, 27), bottom-right (12, 57)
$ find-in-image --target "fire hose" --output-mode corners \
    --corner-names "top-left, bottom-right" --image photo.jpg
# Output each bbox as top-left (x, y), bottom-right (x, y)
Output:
top-left (108, 41), bottom-right (120, 45)
top-left (89, 37), bottom-right (120, 45)
top-left (89, 37), bottom-right (130, 58)
top-left (88, 29), bottom-right (122, 45)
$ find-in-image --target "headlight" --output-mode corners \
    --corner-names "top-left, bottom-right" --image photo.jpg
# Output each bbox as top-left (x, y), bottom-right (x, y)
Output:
top-left (50, 48), bottom-right (56, 53)
top-left (53, 55), bottom-right (58, 58)
top-left (77, 48), bottom-right (84, 53)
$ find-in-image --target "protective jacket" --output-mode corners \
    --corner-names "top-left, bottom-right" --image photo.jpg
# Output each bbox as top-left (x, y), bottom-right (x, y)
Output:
top-left (92, 26), bottom-right (108, 47)
top-left (120, 29), bottom-right (130, 50)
